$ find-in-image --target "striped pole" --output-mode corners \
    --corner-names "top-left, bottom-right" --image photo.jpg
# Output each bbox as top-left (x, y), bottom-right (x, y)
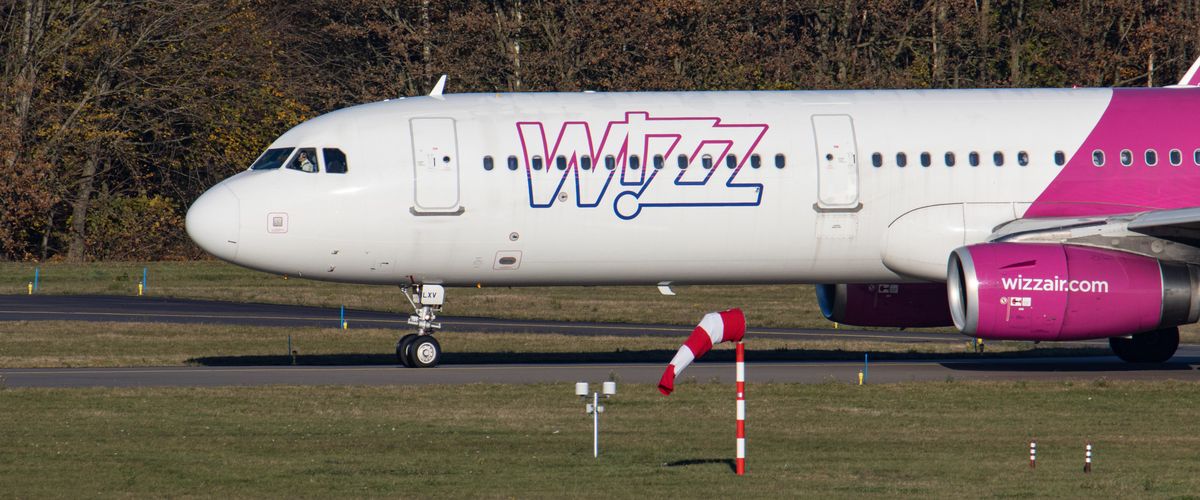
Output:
top-left (1084, 442), bottom-right (1092, 473)
top-left (736, 341), bottom-right (746, 476)
top-left (1030, 440), bottom-right (1037, 469)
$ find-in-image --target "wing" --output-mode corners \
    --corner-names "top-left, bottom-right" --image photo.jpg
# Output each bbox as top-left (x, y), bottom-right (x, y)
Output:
top-left (1127, 207), bottom-right (1200, 248)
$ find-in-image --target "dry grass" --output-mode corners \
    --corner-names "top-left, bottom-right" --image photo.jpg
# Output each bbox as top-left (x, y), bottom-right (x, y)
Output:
top-left (2, 381), bottom-right (1199, 498)
top-left (0, 261), bottom-right (861, 329)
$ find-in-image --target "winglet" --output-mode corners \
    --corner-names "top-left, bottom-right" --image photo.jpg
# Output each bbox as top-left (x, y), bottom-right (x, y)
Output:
top-left (429, 75), bottom-right (447, 98)
top-left (1177, 56), bottom-right (1200, 86)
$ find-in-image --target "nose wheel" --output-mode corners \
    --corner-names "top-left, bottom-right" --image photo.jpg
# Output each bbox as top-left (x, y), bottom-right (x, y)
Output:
top-left (395, 284), bottom-right (445, 368)
top-left (395, 333), bottom-right (442, 368)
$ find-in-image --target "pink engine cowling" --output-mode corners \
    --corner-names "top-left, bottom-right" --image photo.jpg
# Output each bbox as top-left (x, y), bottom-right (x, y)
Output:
top-left (816, 283), bottom-right (953, 328)
top-left (947, 243), bottom-right (1200, 341)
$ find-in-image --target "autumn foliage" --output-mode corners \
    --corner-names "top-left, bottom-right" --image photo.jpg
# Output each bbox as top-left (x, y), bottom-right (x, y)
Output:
top-left (1, 0), bottom-right (1198, 261)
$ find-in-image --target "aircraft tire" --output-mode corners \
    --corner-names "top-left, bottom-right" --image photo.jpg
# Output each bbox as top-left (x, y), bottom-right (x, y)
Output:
top-left (396, 334), bottom-right (418, 367)
top-left (409, 336), bottom-right (442, 368)
top-left (1109, 327), bottom-right (1179, 363)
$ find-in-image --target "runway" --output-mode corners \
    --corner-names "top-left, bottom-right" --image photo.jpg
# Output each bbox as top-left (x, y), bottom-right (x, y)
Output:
top-left (3, 294), bottom-right (1198, 388)
top-left (0, 294), bottom-right (957, 343)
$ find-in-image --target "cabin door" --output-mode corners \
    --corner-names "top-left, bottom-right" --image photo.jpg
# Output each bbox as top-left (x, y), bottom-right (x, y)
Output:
top-left (410, 117), bottom-right (462, 214)
top-left (811, 114), bottom-right (861, 210)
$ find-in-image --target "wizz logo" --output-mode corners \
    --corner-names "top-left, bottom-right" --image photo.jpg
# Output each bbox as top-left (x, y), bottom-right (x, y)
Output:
top-left (516, 112), bottom-right (769, 220)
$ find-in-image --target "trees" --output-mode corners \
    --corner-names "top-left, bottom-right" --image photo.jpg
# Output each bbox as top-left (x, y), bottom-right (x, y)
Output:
top-left (1, 0), bottom-right (1198, 261)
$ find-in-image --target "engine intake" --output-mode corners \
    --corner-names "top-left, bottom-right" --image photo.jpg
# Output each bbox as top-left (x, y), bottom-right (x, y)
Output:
top-left (947, 243), bottom-right (1200, 341)
top-left (816, 283), bottom-right (953, 328)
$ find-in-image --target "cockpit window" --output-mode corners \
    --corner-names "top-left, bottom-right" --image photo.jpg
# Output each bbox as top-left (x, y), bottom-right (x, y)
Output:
top-left (323, 148), bottom-right (348, 174)
top-left (250, 148), bottom-right (294, 170)
top-left (287, 148), bottom-right (319, 173)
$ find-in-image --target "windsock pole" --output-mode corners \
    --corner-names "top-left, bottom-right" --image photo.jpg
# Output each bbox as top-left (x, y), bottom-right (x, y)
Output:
top-left (736, 341), bottom-right (746, 476)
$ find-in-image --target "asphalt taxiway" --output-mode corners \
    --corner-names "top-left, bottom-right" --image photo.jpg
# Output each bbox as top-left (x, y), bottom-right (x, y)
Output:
top-left (3, 294), bottom-right (1198, 388)
top-left (0, 294), bottom-right (956, 343)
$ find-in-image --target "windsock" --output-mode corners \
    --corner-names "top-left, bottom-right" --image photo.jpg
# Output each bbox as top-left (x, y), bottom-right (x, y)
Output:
top-left (658, 308), bottom-right (746, 395)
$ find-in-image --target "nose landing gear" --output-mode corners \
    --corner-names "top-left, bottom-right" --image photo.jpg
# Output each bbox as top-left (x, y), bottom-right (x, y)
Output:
top-left (396, 284), bottom-right (444, 368)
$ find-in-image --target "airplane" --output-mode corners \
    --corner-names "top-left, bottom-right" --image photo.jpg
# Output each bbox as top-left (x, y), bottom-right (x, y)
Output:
top-left (186, 60), bottom-right (1200, 368)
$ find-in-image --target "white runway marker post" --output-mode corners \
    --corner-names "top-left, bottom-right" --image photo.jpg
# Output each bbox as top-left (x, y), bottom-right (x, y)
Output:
top-left (1030, 440), bottom-right (1037, 469)
top-left (1084, 442), bottom-right (1092, 473)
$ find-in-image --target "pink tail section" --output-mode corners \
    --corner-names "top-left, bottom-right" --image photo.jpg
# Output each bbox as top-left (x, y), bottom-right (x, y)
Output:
top-left (1180, 56), bottom-right (1200, 86)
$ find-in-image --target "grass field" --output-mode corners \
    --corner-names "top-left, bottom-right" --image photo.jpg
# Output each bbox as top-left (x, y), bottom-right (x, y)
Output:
top-left (2, 381), bottom-right (1198, 498)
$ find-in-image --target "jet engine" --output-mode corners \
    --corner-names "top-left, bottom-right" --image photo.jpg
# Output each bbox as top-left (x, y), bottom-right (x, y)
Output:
top-left (816, 283), bottom-right (953, 328)
top-left (946, 243), bottom-right (1200, 342)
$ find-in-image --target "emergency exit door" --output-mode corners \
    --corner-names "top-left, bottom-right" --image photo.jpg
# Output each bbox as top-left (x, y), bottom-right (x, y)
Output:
top-left (410, 117), bottom-right (462, 214)
top-left (811, 114), bottom-right (860, 210)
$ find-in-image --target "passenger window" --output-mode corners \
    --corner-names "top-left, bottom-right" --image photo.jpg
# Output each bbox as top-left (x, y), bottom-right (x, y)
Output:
top-left (702, 154), bottom-right (713, 169)
top-left (1120, 149), bottom-right (1132, 166)
top-left (871, 152), bottom-right (882, 168)
top-left (605, 155), bottom-right (616, 170)
top-left (944, 152), bottom-right (955, 167)
top-left (287, 147), bottom-right (319, 173)
top-left (920, 152), bottom-right (931, 167)
top-left (1145, 149), bottom-right (1158, 167)
top-left (556, 155), bottom-right (567, 170)
top-left (251, 147), bottom-right (295, 170)
top-left (726, 155), bottom-right (737, 169)
top-left (482, 156), bottom-right (494, 171)
top-left (654, 154), bottom-right (664, 169)
top-left (629, 155), bottom-right (640, 170)
top-left (1017, 151), bottom-right (1029, 166)
top-left (993, 151), bottom-right (1004, 166)
top-left (1093, 150), bottom-right (1105, 167)
top-left (323, 148), bottom-right (348, 174)
top-left (1170, 149), bottom-right (1182, 166)
top-left (678, 154), bottom-right (688, 169)
top-left (507, 155), bottom-right (519, 171)
top-left (750, 154), bottom-right (761, 168)
top-left (581, 155), bottom-right (592, 171)
top-left (969, 151), bottom-right (980, 167)
top-left (1054, 151), bottom-right (1066, 166)
top-left (532, 156), bottom-right (543, 170)
top-left (896, 152), bottom-right (907, 168)
top-left (1195, 149), bottom-right (1200, 166)
top-left (775, 154), bottom-right (786, 168)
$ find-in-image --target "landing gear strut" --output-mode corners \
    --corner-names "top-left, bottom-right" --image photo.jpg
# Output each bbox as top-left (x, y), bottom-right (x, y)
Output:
top-left (1109, 327), bottom-right (1179, 363)
top-left (395, 284), bottom-right (444, 368)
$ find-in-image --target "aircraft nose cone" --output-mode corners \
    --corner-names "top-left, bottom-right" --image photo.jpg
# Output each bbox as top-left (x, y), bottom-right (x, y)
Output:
top-left (186, 184), bottom-right (240, 261)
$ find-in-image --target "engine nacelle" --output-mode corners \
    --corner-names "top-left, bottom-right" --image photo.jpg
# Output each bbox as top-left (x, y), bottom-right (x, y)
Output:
top-left (947, 243), bottom-right (1200, 341)
top-left (816, 283), bottom-right (953, 328)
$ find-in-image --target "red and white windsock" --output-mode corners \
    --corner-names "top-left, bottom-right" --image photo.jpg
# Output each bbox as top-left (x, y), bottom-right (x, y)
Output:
top-left (658, 308), bottom-right (746, 396)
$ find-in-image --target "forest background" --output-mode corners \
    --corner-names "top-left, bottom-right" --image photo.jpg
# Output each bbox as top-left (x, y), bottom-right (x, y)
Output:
top-left (1, 0), bottom-right (1197, 262)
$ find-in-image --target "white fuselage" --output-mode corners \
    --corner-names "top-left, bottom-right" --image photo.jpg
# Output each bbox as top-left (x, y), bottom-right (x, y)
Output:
top-left (186, 88), bottom-right (1129, 286)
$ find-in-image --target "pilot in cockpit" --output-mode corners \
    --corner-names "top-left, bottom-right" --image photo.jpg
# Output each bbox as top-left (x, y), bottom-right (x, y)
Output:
top-left (296, 151), bottom-right (316, 173)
